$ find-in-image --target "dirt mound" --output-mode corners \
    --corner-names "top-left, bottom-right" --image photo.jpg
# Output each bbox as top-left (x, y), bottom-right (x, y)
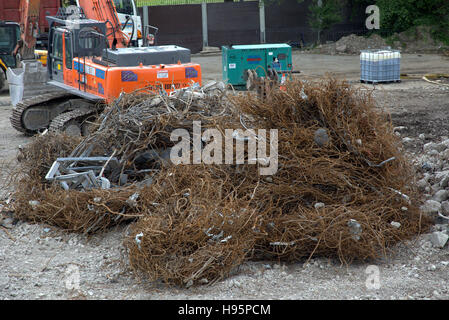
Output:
top-left (315, 26), bottom-right (449, 55)
top-left (336, 34), bottom-right (387, 54)
top-left (315, 34), bottom-right (388, 55)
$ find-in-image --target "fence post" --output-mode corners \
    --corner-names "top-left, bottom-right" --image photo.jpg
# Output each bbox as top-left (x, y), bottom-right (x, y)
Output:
top-left (201, 1), bottom-right (209, 48)
top-left (143, 5), bottom-right (149, 28)
top-left (259, 0), bottom-right (266, 43)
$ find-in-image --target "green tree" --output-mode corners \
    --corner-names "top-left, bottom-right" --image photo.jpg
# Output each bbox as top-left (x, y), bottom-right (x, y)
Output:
top-left (308, 0), bottom-right (344, 43)
top-left (376, 0), bottom-right (449, 43)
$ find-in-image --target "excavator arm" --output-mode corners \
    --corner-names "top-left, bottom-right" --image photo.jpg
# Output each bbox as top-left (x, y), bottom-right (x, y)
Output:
top-left (15, 0), bottom-right (42, 61)
top-left (77, 0), bottom-right (131, 48)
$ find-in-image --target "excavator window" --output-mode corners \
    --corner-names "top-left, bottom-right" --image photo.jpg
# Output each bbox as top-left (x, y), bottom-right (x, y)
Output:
top-left (78, 27), bottom-right (104, 57)
top-left (113, 0), bottom-right (133, 15)
top-left (65, 34), bottom-right (73, 69)
top-left (50, 31), bottom-right (64, 78)
top-left (0, 24), bottom-right (19, 69)
top-left (0, 25), bottom-right (19, 53)
top-left (53, 32), bottom-right (63, 60)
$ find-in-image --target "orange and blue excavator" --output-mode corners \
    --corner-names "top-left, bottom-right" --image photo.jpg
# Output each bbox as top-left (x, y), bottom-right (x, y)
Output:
top-left (9, 0), bottom-right (202, 135)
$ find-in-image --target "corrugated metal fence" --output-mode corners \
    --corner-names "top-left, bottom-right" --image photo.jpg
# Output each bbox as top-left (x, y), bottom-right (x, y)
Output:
top-left (139, 0), bottom-right (366, 53)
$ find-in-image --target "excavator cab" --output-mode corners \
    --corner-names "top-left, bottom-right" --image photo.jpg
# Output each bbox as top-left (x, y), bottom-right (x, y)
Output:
top-left (46, 14), bottom-right (112, 101)
top-left (47, 19), bottom-right (105, 82)
top-left (0, 21), bottom-right (20, 89)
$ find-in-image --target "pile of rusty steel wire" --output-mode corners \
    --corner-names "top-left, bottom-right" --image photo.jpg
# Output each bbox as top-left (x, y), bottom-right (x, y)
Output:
top-left (10, 83), bottom-right (231, 233)
top-left (9, 79), bottom-right (430, 285)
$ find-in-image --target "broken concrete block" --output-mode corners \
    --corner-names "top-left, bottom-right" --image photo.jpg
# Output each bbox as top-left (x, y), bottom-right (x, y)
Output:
top-left (429, 232), bottom-right (449, 248)
top-left (393, 126), bottom-right (407, 132)
top-left (416, 178), bottom-right (428, 191)
top-left (390, 221), bottom-right (401, 229)
top-left (336, 45), bottom-right (347, 53)
top-left (347, 219), bottom-right (362, 241)
top-left (28, 200), bottom-right (40, 210)
top-left (433, 190), bottom-right (449, 203)
top-left (420, 200), bottom-right (441, 214)
top-left (441, 201), bottom-right (449, 215)
top-left (126, 192), bottom-right (140, 207)
top-left (314, 128), bottom-right (329, 147)
top-left (402, 137), bottom-right (414, 144)
top-left (314, 202), bottom-right (325, 210)
top-left (440, 175), bottom-right (449, 188)
top-left (424, 142), bottom-right (445, 153)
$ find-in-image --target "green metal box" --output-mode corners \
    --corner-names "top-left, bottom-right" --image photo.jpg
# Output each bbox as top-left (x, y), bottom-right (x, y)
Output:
top-left (222, 44), bottom-right (293, 87)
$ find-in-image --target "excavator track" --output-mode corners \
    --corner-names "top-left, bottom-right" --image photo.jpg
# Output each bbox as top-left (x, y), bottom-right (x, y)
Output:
top-left (10, 92), bottom-right (74, 135)
top-left (49, 108), bottom-right (98, 135)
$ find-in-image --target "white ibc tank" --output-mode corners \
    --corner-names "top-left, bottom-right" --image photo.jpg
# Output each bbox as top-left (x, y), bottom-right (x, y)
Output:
top-left (360, 49), bottom-right (401, 83)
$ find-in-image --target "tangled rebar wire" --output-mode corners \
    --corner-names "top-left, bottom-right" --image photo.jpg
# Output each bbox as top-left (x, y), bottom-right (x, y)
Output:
top-left (8, 79), bottom-right (430, 286)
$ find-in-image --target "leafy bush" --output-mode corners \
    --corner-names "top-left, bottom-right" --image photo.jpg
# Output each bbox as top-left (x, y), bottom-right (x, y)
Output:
top-left (356, 0), bottom-right (449, 44)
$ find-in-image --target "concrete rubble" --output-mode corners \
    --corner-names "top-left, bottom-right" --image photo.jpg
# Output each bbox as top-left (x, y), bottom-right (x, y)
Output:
top-left (413, 136), bottom-right (449, 223)
top-left (429, 232), bottom-right (449, 248)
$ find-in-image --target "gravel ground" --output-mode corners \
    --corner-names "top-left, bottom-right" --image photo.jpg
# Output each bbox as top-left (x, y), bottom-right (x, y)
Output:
top-left (1, 53), bottom-right (449, 300)
top-left (0, 221), bottom-right (448, 300)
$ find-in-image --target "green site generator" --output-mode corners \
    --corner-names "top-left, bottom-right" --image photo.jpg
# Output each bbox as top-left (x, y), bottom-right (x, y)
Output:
top-left (222, 43), bottom-right (293, 87)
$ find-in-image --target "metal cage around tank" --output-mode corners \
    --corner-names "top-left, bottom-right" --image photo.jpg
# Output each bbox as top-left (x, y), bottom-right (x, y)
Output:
top-left (360, 49), bottom-right (401, 84)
